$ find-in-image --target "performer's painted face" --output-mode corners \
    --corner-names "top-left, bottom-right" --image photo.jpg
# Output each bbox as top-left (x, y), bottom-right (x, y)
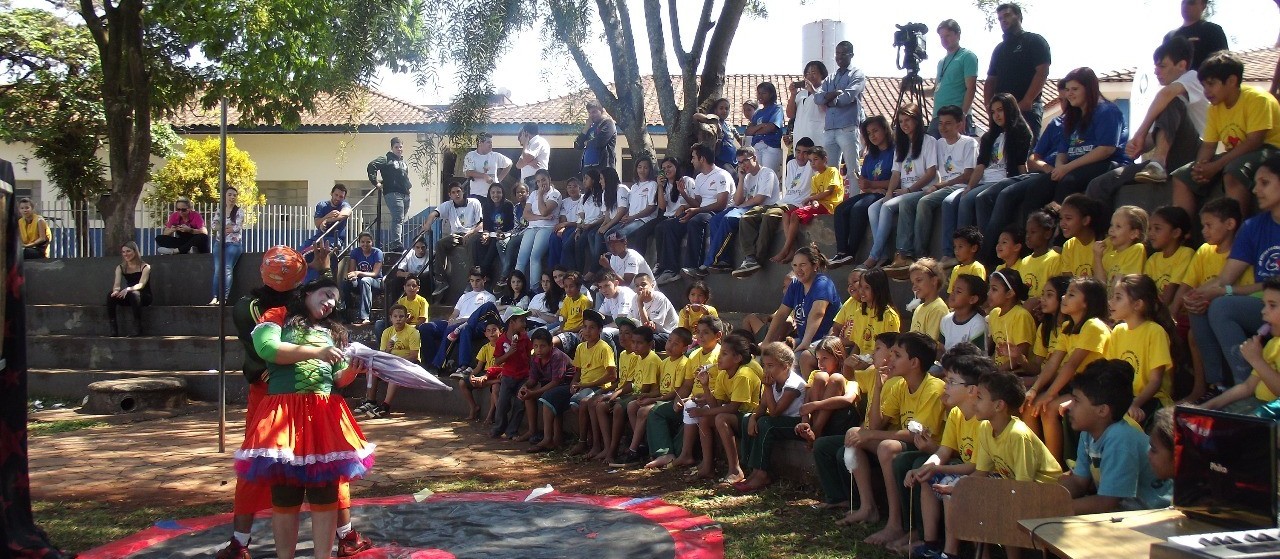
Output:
top-left (306, 287), bottom-right (341, 319)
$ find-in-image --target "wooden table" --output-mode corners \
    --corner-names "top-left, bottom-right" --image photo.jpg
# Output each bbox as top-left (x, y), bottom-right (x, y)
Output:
top-left (1019, 508), bottom-right (1219, 559)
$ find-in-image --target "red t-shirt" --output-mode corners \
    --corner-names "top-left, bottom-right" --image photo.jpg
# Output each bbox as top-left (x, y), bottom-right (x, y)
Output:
top-left (496, 332), bottom-right (532, 380)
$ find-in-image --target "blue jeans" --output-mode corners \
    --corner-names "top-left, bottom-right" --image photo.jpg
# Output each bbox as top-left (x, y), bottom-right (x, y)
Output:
top-left (656, 218), bottom-right (687, 274)
top-left (384, 191), bottom-right (410, 247)
top-left (1191, 295), bottom-right (1264, 386)
top-left (418, 320), bottom-right (464, 368)
top-left (867, 195), bottom-right (911, 262)
top-left (517, 226), bottom-right (554, 284)
top-left (455, 301), bottom-right (503, 368)
top-left (938, 187), bottom-right (973, 258)
top-left (498, 230), bottom-right (522, 279)
top-left (683, 212), bottom-right (713, 268)
top-left (566, 224), bottom-right (600, 272)
top-left (346, 276), bottom-right (383, 322)
top-left (891, 190), bottom-right (928, 258)
top-left (547, 225), bottom-right (575, 269)
top-left (702, 208), bottom-right (744, 267)
top-left (914, 185), bottom-right (962, 258)
top-left (211, 241), bottom-right (243, 300)
top-left (976, 174), bottom-right (1041, 265)
top-left (823, 125), bottom-right (864, 178)
top-left (834, 193), bottom-right (882, 256)
top-left (492, 375), bottom-right (526, 437)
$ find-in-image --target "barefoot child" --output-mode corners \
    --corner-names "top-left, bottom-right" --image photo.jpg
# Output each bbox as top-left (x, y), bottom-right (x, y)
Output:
top-left (698, 333), bottom-right (762, 482)
top-left (458, 320), bottom-right (502, 422)
top-left (1105, 275), bottom-right (1178, 425)
top-left (601, 326), bottom-right (661, 463)
top-left (612, 326), bottom-right (669, 466)
top-left (737, 342), bottom-right (805, 492)
top-left (591, 324), bottom-right (638, 461)
top-left (523, 328), bottom-right (573, 452)
top-left (1093, 205), bottom-right (1149, 288)
top-left (793, 337), bottom-right (858, 447)
top-left (568, 310), bottom-right (617, 456)
top-left (642, 328), bottom-right (696, 468)
top-left (664, 316), bottom-right (726, 470)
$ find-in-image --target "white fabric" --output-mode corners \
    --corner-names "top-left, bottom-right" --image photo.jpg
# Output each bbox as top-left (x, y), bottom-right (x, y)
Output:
top-left (1174, 70), bottom-right (1208, 136)
top-left (526, 188), bottom-right (562, 228)
top-left (520, 135), bottom-right (551, 182)
top-left (780, 159), bottom-right (814, 207)
top-left (777, 371), bottom-right (808, 417)
top-left (609, 248), bottom-right (653, 281)
top-left (393, 250), bottom-right (428, 273)
top-left (981, 133), bottom-right (1009, 184)
top-left (740, 166), bottom-right (780, 207)
top-left (560, 195), bottom-right (582, 223)
top-left (792, 89), bottom-right (828, 150)
top-left (626, 180), bottom-right (659, 223)
top-left (640, 289), bottom-right (679, 333)
top-left (936, 135), bottom-right (978, 184)
top-left (609, 185), bottom-right (630, 220)
top-left (893, 134), bottom-right (940, 188)
top-left (694, 166), bottom-right (734, 209)
top-left (454, 289), bottom-right (495, 319)
top-left (463, 150), bottom-right (512, 195)
top-left (435, 198), bottom-right (483, 235)
top-left (662, 177), bottom-right (695, 217)
top-left (598, 286), bottom-right (636, 320)
top-left (939, 311), bottom-right (988, 351)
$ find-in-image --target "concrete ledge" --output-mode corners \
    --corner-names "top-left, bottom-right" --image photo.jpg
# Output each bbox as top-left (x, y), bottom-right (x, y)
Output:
top-left (28, 304), bottom-right (237, 337)
top-left (26, 253), bottom-right (266, 307)
top-left (27, 335), bottom-right (244, 370)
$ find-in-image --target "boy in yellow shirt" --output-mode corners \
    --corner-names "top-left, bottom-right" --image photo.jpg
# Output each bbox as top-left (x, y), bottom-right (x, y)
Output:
top-left (458, 320), bottom-right (503, 422)
top-left (598, 325), bottom-right (661, 463)
top-left (357, 304), bottom-right (422, 419)
top-left (694, 333), bottom-right (762, 482)
top-left (668, 316), bottom-right (726, 470)
top-left (396, 277), bottom-right (429, 325)
top-left (641, 328), bottom-right (697, 469)
top-left (1178, 198), bottom-right (1251, 400)
top-left (610, 326), bottom-right (667, 466)
top-left (556, 271), bottom-right (593, 338)
top-left (772, 145), bottom-right (844, 263)
top-left (568, 310), bottom-right (618, 457)
top-left (839, 332), bottom-right (945, 545)
top-left (947, 226), bottom-right (987, 288)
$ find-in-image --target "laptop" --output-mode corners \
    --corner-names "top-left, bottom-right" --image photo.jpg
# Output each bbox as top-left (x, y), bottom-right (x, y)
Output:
top-left (1173, 405), bottom-right (1279, 530)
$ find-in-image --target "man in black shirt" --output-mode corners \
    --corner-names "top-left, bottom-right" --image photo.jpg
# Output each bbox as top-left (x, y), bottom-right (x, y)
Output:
top-left (983, 2), bottom-right (1052, 140)
top-left (367, 137), bottom-right (414, 251)
top-left (1164, 0), bottom-right (1229, 71)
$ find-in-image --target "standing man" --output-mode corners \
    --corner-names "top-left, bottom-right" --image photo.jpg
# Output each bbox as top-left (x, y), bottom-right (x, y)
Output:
top-left (462, 133), bottom-right (512, 198)
top-left (984, 3), bottom-right (1052, 140)
top-left (420, 182), bottom-right (484, 300)
top-left (515, 123), bottom-right (552, 190)
top-left (576, 101), bottom-right (617, 173)
top-left (928, 20), bottom-right (979, 137)
top-left (1165, 0), bottom-right (1228, 71)
top-left (367, 137), bottom-right (412, 251)
top-left (817, 40), bottom-right (867, 179)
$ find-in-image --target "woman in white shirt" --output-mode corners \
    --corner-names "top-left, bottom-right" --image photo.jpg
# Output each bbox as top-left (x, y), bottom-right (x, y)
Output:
top-left (515, 169), bottom-right (561, 285)
top-left (652, 156), bottom-right (697, 280)
top-left (862, 103), bottom-right (939, 269)
top-left (607, 158), bottom-right (661, 254)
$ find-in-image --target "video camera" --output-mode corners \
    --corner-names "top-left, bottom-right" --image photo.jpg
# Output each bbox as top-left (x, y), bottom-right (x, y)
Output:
top-left (893, 22), bottom-right (929, 73)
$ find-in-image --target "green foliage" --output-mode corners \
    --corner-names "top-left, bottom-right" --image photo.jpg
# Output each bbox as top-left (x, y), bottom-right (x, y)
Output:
top-left (145, 137), bottom-right (262, 225)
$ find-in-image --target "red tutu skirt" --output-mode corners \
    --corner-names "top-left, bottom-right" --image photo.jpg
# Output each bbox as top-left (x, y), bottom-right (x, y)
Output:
top-left (234, 392), bottom-right (375, 486)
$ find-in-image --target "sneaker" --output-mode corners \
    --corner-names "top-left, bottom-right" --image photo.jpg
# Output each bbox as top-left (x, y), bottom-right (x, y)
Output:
top-left (708, 263), bottom-right (734, 274)
top-left (829, 253), bottom-right (854, 267)
top-left (353, 400), bottom-right (377, 415)
top-left (885, 255), bottom-right (914, 270)
top-left (656, 271), bottom-right (680, 285)
top-left (909, 542), bottom-right (945, 559)
top-left (449, 368), bottom-right (467, 380)
top-left (447, 328), bottom-right (460, 342)
top-left (336, 530), bottom-right (374, 557)
top-left (681, 266), bottom-right (708, 279)
top-left (608, 449), bottom-right (643, 467)
top-left (364, 402), bottom-right (387, 419)
top-left (374, 402), bottom-right (391, 417)
top-left (215, 538), bottom-right (251, 559)
top-left (1134, 161), bottom-right (1169, 184)
top-left (155, 246), bottom-right (178, 255)
top-left (732, 258), bottom-right (762, 278)
top-left (497, 278), bottom-right (509, 288)
top-left (431, 281), bottom-right (449, 299)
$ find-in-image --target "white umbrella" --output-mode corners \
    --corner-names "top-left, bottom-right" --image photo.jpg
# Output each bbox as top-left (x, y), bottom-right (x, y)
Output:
top-left (345, 342), bottom-right (452, 391)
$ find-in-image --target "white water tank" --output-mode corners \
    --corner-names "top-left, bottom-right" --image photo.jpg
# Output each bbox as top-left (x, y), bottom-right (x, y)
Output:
top-left (801, 20), bottom-right (846, 74)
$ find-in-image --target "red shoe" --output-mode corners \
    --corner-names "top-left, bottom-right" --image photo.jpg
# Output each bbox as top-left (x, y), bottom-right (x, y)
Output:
top-left (215, 538), bottom-right (251, 559)
top-left (337, 530), bottom-right (374, 557)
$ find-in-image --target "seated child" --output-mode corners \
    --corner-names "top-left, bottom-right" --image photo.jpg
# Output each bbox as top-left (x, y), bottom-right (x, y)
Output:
top-left (1059, 359), bottom-right (1173, 514)
top-left (1146, 407), bottom-right (1176, 482)
top-left (940, 274), bottom-right (988, 352)
top-left (523, 327), bottom-right (574, 453)
top-left (992, 224), bottom-right (1025, 273)
top-left (679, 281), bottom-right (718, 332)
top-left (553, 271), bottom-right (594, 354)
top-left (360, 304), bottom-right (421, 418)
top-left (948, 226), bottom-right (987, 284)
top-left (840, 267), bottom-right (901, 370)
top-left (772, 145), bottom-right (843, 263)
top-left (697, 333), bottom-right (763, 482)
top-left (1176, 198), bottom-right (1249, 401)
top-left (598, 326), bottom-right (661, 463)
top-left (1092, 205), bottom-right (1148, 288)
top-left (567, 310), bottom-right (618, 456)
top-left (663, 316), bottom-right (726, 470)
top-left (987, 269), bottom-right (1036, 376)
top-left (611, 326), bottom-right (672, 466)
top-left (457, 319), bottom-right (503, 422)
top-left (793, 337), bottom-right (859, 446)
top-left (736, 342), bottom-right (805, 492)
top-left (1017, 210), bottom-right (1061, 315)
top-left (909, 258), bottom-right (949, 343)
top-left (1202, 277), bottom-right (1280, 415)
top-left (640, 327), bottom-right (696, 468)
top-left (491, 309), bottom-right (532, 439)
top-left (1105, 275), bottom-right (1178, 425)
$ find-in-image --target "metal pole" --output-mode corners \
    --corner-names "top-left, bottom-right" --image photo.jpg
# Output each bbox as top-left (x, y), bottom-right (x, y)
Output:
top-left (375, 171), bottom-right (383, 249)
top-left (217, 97), bottom-right (228, 453)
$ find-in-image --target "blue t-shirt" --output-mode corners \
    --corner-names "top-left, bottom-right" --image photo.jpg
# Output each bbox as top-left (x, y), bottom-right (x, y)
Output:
top-left (349, 247), bottom-right (384, 273)
top-left (314, 200), bottom-right (353, 242)
top-left (750, 103), bottom-right (785, 149)
top-left (781, 274), bottom-right (841, 341)
top-left (1057, 101), bottom-right (1128, 164)
top-left (1034, 116), bottom-right (1064, 161)
top-left (1072, 422), bottom-right (1171, 510)
top-left (716, 122), bottom-right (737, 165)
top-left (1231, 213), bottom-right (1280, 281)
top-left (860, 149), bottom-right (896, 182)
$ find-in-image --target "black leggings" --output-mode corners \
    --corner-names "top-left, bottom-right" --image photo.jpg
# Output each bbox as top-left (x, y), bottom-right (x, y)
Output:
top-left (106, 290), bottom-right (151, 323)
top-left (271, 484), bottom-right (340, 509)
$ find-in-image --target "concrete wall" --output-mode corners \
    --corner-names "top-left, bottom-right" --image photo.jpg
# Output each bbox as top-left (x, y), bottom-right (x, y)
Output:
top-left (26, 252), bottom-right (266, 307)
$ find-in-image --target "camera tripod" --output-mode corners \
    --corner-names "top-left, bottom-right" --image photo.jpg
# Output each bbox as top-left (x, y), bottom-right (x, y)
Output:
top-left (896, 68), bottom-right (930, 127)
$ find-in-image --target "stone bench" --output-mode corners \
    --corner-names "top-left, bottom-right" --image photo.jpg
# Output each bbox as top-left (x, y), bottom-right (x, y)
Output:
top-left (85, 377), bottom-right (188, 415)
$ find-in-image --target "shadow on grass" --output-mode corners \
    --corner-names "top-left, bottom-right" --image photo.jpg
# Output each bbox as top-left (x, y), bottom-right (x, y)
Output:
top-left (35, 501), bottom-right (227, 554)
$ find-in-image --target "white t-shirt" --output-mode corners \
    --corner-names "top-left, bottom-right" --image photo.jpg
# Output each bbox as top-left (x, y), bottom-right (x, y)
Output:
top-left (610, 185), bottom-right (630, 220)
top-left (520, 135), bottom-right (551, 182)
top-left (609, 249), bottom-right (654, 281)
top-left (526, 188), bottom-right (562, 228)
top-left (775, 372), bottom-right (808, 417)
top-left (940, 311), bottom-right (988, 351)
top-left (435, 198), bottom-right (483, 235)
top-left (694, 167), bottom-right (734, 209)
top-left (528, 292), bottom-right (555, 315)
top-left (894, 134), bottom-right (940, 188)
top-left (1174, 70), bottom-right (1208, 136)
top-left (394, 250), bottom-right (429, 274)
top-left (640, 289), bottom-right (679, 333)
top-left (662, 177), bottom-right (694, 217)
top-left (936, 135), bottom-right (978, 184)
top-left (579, 195), bottom-right (604, 224)
top-left (560, 195), bottom-right (582, 223)
top-left (598, 286), bottom-right (636, 320)
top-left (454, 290), bottom-right (495, 319)
top-left (792, 89), bottom-right (827, 150)
top-left (627, 181), bottom-right (659, 223)
top-left (780, 159), bottom-right (814, 207)
top-left (740, 166), bottom-right (780, 207)
top-left (981, 133), bottom-right (1009, 184)
top-left (463, 150), bottom-right (512, 195)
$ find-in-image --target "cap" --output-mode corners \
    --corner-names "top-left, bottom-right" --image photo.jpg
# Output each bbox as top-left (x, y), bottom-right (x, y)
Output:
top-left (508, 307), bottom-right (530, 317)
top-left (260, 246), bottom-right (307, 292)
top-left (605, 231), bottom-right (626, 243)
top-left (615, 316), bottom-right (640, 329)
top-left (582, 309), bottom-right (606, 326)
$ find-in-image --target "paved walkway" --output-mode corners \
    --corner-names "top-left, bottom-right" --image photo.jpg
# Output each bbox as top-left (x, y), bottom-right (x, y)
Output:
top-left (29, 406), bottom-right (543, 508)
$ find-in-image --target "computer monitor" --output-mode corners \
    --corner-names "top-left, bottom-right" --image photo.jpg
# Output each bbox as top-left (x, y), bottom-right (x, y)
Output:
top-left (1173, 405), bottom-right (1279, 529)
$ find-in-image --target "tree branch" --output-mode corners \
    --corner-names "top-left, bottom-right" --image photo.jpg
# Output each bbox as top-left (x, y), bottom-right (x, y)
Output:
top-left (643, 0), bottom-right (679, 129)
top-left (696, 0), bottom-right (745, 108)
top-left (666, 0), bottom-right (687, 63)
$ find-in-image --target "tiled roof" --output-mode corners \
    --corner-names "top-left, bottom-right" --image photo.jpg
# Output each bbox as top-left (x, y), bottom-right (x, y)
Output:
top-left (1097, 45), bottom-right (1278, 82)
top-left (170, 89), bottom-right (437, 129)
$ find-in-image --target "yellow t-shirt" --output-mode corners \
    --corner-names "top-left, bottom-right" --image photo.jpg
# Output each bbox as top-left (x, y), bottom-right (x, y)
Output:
top-left (572, 339), bottom-right (616, 389)
top-left (988, 305), bottom-right (1036, 369)
top-left (686, 344), bottom-right (721, 398)
top-left (714, 365), bottom-right (763, 413)
top-left (18, 215), bottom-right (47, 257)
top-left (974, 417), bottom-right (1063, 483)
top-left (1105, 321), bottom-right (1174, 407)
top-left (940, 406), bottom-right (983, 464)
top-left (1053, 317), bottom-right (1111, 372)
top-left (949, 261), bottom-right (988, 290)
top-left (910, 296), bottom-right (949, 342)
top-left (1018, 250), bottom-right (1061, 299)
top-left (1144, 246), bottom-right (1195, 293)
top-left (617, 351), bottom-right (639, 393)
top-left (1182, 243), bottom-right (1255, 288)
top-left (1057, 237), bottom-right (1094, 278)
top-left (659, 354), bottom-right (689, 395)
top-left (380, 325), bottom-right (421, 361)
top-left (678, 304), bottom-right (718, 331)
top-left (1252, 338), bottom-right (1280, 402)
top-left (633, 352), bottom-right (663, 392)
top-left (475, 342), bottom-right (497, 369)
top-left (1033, 322), bottom-right (1057, 359)
top-left (836, 300), bottom-right (902, 355)
top-left (810, 166), bottom-right (845, 213)
top-left (1204, 84), bottom-right (1280, 152)
top-left (880, 374), bottom-right (946, 436)
top-left (396, 295), bottom-right (430, 324)
top-left (1100, 241), bottom-right (1147, 285)
top-left (559, 293), bottom-right (593, 332)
